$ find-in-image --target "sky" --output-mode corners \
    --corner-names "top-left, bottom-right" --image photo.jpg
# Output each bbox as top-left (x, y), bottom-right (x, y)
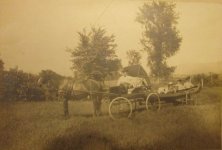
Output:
top-left (0, 0), bottom-right (222, 76)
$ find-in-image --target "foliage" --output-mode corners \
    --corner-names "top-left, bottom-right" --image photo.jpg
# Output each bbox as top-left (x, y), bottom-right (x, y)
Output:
top-left (192, 73), bottom-right (221, 87)
top-left (69, 27), bottom-right (121, 78)
top-left (0, 59), bottom-right (4, 100)
top-left (3, 68), bottom-right (44, 101)
top-left (136, 0), bottom-right (182, 79)
top-left (39, 70), bottom-right (63, 88)
top-left (0, 59), bottom-right (3, 72)
top-left (39, 70), bottom-right (64, 100)
top-left (1, 67), bottom-right (67, 101)
top-left (126, 50), bottom-right (142, 65)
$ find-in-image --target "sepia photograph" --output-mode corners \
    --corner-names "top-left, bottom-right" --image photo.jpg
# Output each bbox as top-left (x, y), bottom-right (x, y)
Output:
top-left (0, 0), bottom-right (221, 150)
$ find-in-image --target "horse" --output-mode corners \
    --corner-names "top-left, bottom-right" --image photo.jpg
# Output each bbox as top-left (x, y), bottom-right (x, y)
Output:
top-left (38, 76), bottom-right (105, 117)
top-left (58, 77), bottom-right (105, 117)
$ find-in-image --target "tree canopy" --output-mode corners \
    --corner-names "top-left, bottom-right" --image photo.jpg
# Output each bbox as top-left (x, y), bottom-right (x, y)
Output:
top-left (2, 67), bottom-right (44, 101)
top-left (0, 59), bottom-right (4, 100)
top-left (126, 50), bottom-right (142, 66)
top-left (136, 0), bottom-right (182, 79)
top-left (39, 70), bottom-right (64, 100)
top-left (69, 27), bottom-right (121, 78)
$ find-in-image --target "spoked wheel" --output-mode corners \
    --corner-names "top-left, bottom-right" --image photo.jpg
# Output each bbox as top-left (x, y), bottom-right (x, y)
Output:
top-left (109, 97), bottom-right (133, 120)
top-left (146, 93), bottom-right (160, 111)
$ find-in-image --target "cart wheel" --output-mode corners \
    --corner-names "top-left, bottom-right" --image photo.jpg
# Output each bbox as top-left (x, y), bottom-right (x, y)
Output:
top-left (146, 93), bottom-right (160, 111)
top-left (109, 97), bottom-right (133, 120)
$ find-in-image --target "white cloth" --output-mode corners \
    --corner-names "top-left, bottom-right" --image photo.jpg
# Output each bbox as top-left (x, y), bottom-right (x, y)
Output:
top-left (158, 85), bottom-right (176, 94)
top-left (158, 86), bottom-right (168, 94)
top-left (117, 75), bottom-right (148, 88)
top-left (184, 81), bottom-right (194, 89)
top-left (175, 83), bottom-right (185, 90)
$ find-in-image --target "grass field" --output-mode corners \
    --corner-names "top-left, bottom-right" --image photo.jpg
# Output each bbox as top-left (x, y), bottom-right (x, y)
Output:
top-left (0, 87), bottom-right (221, 150)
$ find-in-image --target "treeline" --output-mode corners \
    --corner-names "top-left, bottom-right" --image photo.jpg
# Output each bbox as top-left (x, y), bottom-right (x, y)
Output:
top-left (0, 59), bottom-right (65, 101)
top-left (192, 73), bottom-right (222, 87)
top-left (3, 68), bottom-right (43, 101)
top-left (0, 57), bottom-right (121, 101)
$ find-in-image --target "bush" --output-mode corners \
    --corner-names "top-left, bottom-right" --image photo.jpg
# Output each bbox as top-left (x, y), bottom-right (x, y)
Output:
top-left (2, 68), bottom-right (44, 101)
top-left (192, 73), bottom-right (221, 87)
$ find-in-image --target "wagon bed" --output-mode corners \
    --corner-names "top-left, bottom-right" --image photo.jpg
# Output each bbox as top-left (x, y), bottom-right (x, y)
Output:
top-left (107, 85), bottom-right (201, 120)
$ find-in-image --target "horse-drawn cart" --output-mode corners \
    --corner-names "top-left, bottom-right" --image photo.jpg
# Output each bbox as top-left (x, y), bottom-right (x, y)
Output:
top-left (58, 65), bottom-right (201, 119)
top-left (106, 85), bottom-right (201, 120)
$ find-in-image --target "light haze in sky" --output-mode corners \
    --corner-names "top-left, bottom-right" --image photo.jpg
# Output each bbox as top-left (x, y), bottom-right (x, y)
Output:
top-left (0, 0), bottom-right (222, 76)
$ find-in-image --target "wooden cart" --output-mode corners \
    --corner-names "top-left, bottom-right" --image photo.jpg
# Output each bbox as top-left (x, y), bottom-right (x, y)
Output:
top-left (107, 85), bottom-right (201, 120)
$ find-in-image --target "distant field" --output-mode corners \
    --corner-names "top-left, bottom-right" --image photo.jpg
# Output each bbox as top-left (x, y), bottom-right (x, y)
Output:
top-left (0, 87), bottom-right (221, 150)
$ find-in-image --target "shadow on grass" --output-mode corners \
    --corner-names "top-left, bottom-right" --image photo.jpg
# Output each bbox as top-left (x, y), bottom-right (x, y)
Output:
top-left (46, 101), bottom-right (221, 150)
top-left (44, 131), bottom-right (119, 150)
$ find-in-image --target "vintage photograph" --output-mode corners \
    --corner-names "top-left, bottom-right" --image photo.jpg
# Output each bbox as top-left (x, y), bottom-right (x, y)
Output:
top-left (0, 0), bottom-right (221, 150)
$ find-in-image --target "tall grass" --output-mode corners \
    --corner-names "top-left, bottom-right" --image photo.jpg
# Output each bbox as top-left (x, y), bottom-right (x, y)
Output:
top-left (0, 87), bottom-right (221, 150)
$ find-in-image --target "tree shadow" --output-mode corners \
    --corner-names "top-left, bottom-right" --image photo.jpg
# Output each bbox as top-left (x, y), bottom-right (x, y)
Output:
top-left (44, 131), bottom-right (119, 150)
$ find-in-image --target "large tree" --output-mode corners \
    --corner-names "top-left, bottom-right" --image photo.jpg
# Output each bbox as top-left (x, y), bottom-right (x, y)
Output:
top-left (136, 0), bottom-right (182, 79)
top-left (0, 59), bottom-right (4, 100)
top-left (69, 27), bottom-right (121, 78)
top-left (126, 50), bottom-right (142, 66)
top-left (3, 68), bottom-right (43, 101)
top-left (39, 70), bottom-right (63, 100)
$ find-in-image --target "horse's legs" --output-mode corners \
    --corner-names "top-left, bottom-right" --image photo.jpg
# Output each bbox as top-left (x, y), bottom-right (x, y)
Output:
top-left (92, 95), bottom-right (102, 117)
top-left (97, 96), bottom-right (102, 116)
top-left (63, 98), bottom-right (69, 116)
top-left (92, 96), bottom-right (97, 117)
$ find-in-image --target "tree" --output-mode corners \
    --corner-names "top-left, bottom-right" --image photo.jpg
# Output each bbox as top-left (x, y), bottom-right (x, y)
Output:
top-left (69, 27), bottom-right (121, 78)
top-left (136, 0), bottom-right (182, 79)
top-left (126, 50), bottom-right (142, 66)
top-left (0, 59), bottom-right (4, 100)
top-left (3, 67), bottom-right (44, 101)
top-left (39, 70), bottom-right (64, 100)
top-left (39, 70), bottom-right (63, 86)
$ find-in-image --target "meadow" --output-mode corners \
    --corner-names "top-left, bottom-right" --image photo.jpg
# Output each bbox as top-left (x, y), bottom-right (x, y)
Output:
top-left (0, 87), bottom-right (221, 150)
